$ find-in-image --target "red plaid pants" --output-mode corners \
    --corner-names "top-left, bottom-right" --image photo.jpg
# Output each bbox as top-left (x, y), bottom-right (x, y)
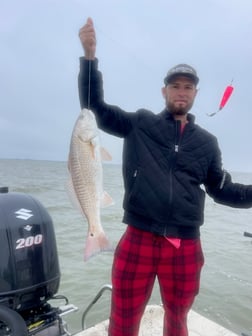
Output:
top-left (108, 226), bottom-right (204, 336)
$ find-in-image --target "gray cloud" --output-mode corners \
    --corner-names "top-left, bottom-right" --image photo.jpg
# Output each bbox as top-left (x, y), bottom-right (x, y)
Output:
top-left (1, 0), bottom-right (252, 171)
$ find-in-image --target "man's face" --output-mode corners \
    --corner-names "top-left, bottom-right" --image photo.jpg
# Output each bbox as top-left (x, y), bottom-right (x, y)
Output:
top-left (162, 76), bottom-right (198, 117)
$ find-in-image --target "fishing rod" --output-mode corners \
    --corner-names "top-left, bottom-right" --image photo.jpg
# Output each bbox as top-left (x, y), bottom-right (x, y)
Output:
top-left (243, 231), bottom-right (252, 238)
top-left (240, 232), bottom-right (252, 336)
top-left (207, 80), bottom-right (234, 117)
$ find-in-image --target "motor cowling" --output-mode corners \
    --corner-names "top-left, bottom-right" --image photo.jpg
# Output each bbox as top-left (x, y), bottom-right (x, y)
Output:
top-left (0, 188), bottom-right (60, 312)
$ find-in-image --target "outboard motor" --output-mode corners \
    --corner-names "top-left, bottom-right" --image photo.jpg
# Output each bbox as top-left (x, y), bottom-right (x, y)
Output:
top-left (0, 187), bottom-right (74, 336)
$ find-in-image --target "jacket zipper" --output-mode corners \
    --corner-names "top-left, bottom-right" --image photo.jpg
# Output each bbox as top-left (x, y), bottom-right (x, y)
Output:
top-left (164, 120), bottom-right (181, 236)
top-left (174, 120), bottom-right (181, 153)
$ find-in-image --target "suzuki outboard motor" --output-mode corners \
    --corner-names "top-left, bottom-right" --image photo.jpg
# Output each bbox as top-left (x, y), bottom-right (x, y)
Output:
top-left (0, 188), bottom-right (60, 311)
top-left (0, 187), bottom-right (72, 336)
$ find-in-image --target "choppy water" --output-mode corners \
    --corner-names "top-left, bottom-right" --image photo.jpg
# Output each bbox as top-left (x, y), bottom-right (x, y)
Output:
top-left (0, 159), bottom-right (251, 335)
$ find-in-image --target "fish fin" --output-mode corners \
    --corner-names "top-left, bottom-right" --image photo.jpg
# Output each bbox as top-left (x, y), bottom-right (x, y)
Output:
top-left (84, 231), bottom-right (114, 261)
top-left (100, 147), bottom-right (112, 161)
top-left (89, 142), bottom-right (97, 160)
top-left (100, 191), bottom-right (114, 208)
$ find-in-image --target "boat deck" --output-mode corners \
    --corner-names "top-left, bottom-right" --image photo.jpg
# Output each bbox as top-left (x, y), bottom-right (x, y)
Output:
top-left (75, 304), bottom-right (238, 336)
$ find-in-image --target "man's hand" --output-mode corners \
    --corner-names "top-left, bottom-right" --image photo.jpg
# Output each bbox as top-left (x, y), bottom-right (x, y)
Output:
top-left (79, 17), bottom-right (96, 60)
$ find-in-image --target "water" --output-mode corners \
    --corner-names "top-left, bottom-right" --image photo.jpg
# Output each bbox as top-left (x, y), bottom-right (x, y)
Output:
top-left (0, 159), bottom-right (251, 335)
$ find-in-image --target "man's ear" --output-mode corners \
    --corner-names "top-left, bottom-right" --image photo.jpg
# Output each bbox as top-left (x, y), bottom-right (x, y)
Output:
top-left (161, 86), bottom-right (166, 98)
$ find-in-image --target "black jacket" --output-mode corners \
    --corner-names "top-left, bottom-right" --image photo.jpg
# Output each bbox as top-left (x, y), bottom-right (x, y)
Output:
top-left (78, 57), bottom-right (252, 238)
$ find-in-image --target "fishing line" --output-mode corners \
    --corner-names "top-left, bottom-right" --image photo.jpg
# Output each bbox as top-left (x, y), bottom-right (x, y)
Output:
top-left (87, 59), bottom-right (91, 110)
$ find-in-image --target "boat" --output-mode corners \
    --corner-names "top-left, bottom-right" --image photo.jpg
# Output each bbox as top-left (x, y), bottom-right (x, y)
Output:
top-left (0, 188), bottom-right (245, 336)
top-left (68, 283), bottom-right (239, 336)
top-left (75, 303), bottom-right (239, 336)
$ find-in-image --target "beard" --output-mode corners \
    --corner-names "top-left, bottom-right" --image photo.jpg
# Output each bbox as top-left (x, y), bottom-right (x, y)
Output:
top-left (167, 101), bottom-right (193, 116)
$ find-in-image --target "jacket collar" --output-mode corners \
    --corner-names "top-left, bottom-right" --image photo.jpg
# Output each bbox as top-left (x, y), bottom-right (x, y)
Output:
top-left (159, 109), bottom-right (196, 124)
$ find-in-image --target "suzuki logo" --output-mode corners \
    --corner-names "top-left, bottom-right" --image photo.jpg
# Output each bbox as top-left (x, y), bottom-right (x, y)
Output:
top-left (24, 224), bottom-right (32, 231)
top-left (15, 208), bottom-right (34, 221)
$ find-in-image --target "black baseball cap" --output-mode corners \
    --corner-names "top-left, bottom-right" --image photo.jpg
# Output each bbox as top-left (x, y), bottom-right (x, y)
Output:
top-left (164, 64), bottom-right (199, 85)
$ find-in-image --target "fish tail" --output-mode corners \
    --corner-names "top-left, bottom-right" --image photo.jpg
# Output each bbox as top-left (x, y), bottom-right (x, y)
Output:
top-left (84, 231), bottom-right (113, 261)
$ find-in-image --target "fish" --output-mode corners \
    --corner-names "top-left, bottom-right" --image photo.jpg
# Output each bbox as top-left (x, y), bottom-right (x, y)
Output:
top-left (67, 108), bottom-right (114, 261)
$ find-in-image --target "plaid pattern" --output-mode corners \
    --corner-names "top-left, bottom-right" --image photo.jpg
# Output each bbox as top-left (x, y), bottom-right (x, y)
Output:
top-left (108, 226), bottom-right (204, 336)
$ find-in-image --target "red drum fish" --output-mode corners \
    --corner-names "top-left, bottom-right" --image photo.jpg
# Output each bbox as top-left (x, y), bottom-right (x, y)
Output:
top-left (67, 108), bottom-right (114, 261)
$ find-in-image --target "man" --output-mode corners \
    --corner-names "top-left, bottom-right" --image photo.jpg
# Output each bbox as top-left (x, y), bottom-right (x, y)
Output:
top-left (78, 18), bottom-right (252, 336)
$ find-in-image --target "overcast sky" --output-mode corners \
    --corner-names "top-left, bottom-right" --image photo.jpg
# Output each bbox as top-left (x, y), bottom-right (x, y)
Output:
top-left (1, 0), bottom-right (252, 172)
